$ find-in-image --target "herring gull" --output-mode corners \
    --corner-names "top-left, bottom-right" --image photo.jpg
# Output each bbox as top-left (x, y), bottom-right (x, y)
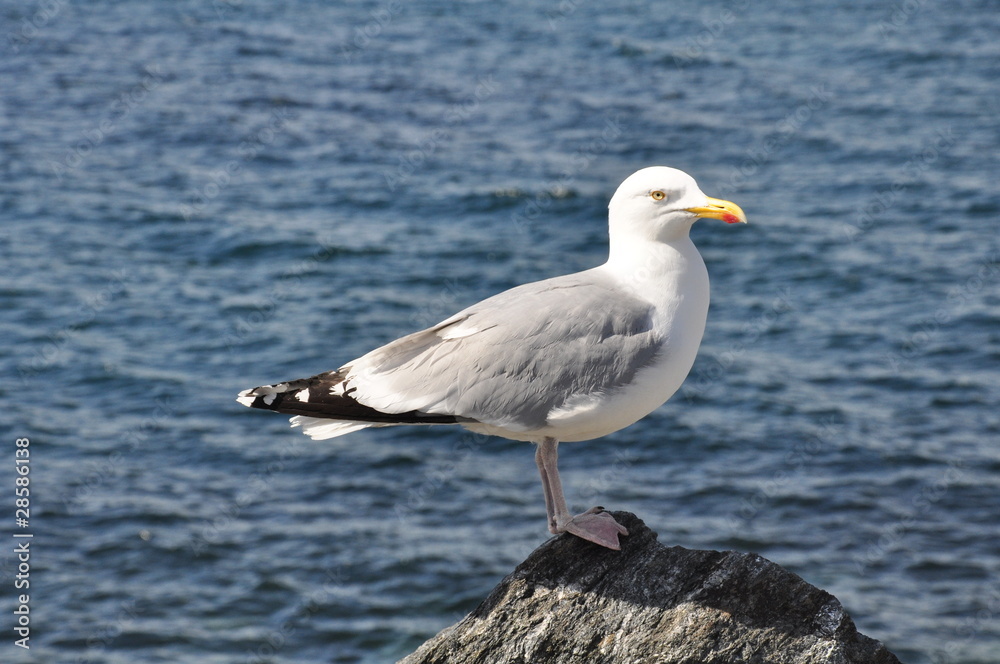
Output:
top-left (237, 166), bottom-right (747, 550)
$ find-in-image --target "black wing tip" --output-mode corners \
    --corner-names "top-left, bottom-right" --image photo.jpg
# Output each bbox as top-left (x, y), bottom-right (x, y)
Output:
top-left (236, 375), bottom-right (460, 425)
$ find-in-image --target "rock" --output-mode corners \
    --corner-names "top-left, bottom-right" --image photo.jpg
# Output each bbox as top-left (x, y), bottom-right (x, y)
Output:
top-left (399, 512), bottom-right (901, 664)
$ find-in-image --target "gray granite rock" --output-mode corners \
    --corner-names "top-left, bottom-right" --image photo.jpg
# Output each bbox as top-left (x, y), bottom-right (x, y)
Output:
top-left (399, 512), bottom-right (901, 664)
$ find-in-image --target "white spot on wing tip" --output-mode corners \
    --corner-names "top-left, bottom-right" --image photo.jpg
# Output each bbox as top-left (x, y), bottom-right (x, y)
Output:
top-left (238, 382), bottom-right (290, 408)
top-left (295, 388), bottom-right (310, 402)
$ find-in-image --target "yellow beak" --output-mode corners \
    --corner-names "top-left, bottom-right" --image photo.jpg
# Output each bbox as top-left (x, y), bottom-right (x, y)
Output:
top-left (685, 196), bottom-right (748, 225)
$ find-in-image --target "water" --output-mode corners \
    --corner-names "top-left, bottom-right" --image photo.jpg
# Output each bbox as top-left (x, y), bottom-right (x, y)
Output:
top-left (1, 1), bottom-right (998, 662)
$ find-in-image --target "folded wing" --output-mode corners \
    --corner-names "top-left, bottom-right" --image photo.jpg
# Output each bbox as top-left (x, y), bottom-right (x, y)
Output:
top-left (238, 270), bottom-right (663, 438)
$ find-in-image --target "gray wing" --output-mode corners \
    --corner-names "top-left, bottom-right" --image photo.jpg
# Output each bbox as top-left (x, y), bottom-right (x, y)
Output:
top-left (346, 269), bottom-right (662, 431)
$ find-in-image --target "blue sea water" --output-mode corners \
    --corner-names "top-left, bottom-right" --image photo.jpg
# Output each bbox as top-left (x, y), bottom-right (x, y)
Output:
top-left (1, 0), bottom-right (998, 662)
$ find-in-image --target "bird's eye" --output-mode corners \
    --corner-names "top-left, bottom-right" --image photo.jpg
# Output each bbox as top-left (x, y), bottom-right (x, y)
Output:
top-left (650, 190), bottom-right (666, 201)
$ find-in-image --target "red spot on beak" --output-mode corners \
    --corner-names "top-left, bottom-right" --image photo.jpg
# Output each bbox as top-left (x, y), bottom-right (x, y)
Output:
top-left (722, 213), bottom-right (741, 224)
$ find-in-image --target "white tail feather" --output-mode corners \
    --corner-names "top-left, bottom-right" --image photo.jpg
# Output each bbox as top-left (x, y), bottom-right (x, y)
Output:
top-left (289, 416), bottom-right (378, 440)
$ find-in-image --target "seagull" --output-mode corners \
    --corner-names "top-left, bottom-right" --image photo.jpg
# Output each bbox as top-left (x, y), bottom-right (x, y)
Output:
top-left (237, 166), bottom-right (747, 550)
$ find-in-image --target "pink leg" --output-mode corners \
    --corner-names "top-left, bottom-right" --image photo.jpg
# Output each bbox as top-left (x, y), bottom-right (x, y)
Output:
top-left (535, 438), bottom-right (629, 550)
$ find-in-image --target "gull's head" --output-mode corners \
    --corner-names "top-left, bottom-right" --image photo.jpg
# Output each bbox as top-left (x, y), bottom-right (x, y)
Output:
top-left (608, 166), bottom-right (747, 243)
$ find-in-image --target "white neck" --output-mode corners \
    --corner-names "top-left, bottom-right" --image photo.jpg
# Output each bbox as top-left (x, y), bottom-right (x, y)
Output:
top-left (604, 233), bottom-right (706, 298)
